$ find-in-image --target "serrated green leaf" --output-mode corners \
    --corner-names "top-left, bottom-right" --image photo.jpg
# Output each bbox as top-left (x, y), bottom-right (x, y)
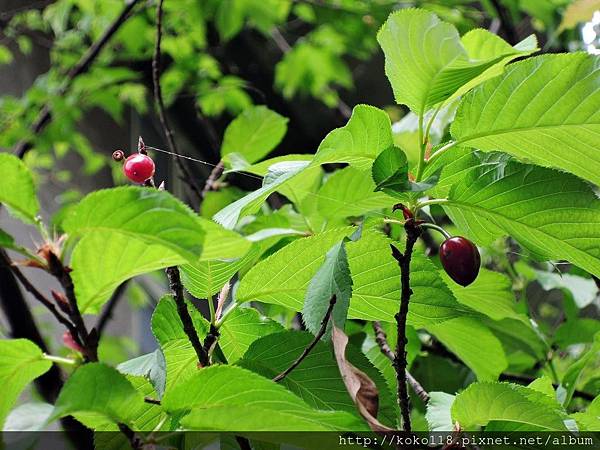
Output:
top-left (444, 157), bottom-right (600, 278)
top-left (425, 392), bottom-right (455, 432)
top-left (238, 229), bottom-right (471, 325)
top-left (312, 105), bottom-right (393, 169)
top-left (213, 161), bottom-right (309, 229)
top-left (238, 330), bottom-right (396, 427)
top-left (570, 395), bottom-right (600, 430)
top-left (151, 296), bottom-right (209, 394)
top-left (181, 245), bottom-right (259, 300)
top-left (426, 317), bottom-right (508, 381)
top-left (221, 106), bottom-right (288, 165)
top-left (0, 339), bottom-right (51, 428)
top-left (63, 187), bottom-right (205, 262)
top-left (302, 240), bottom-right (352, 336)
top-left (219, 307), bottom-right (284, 363)
top-left (561, 334), bottom-right (600, 407)
top-left (161, 365), bottom-right (366, 431)
top-left (0, 153), bottom-right (40, 223)
top-left (371, 145), bottom-right (409, 193)
top-left (3, 402), bottom-right (53, 431)
top-left (117, 350), bottom-right (166, 399)
top-left (71, 232), bottom-right (184, 314)
top-left (50, 363), bottom-right (145, 427)
top-left (452, 53), bottom-right (600, 186)
top-left (528, 376), bottom-right (557, 401)
top-left (378, 9), bottom-right (537, 115)
top-left (317, 166), bottom-right (395, 219)
top-left (451, 382), bottom-right (568, 430)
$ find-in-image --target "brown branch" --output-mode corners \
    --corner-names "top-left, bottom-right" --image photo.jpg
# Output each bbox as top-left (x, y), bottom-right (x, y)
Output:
top-left (372, 321), bottom-right (429, 404)
top-left (8, 261), bottom-right (80, 341)
top-left (488, 0), bottom-right (519, 44)
top-left (152, 0), bottom-right (202, 201)
top-left (14, 0), bottom-right (142, 158)
top-left (273, 295), bottom-right (337, 382)
top-left (95, 281), bottom-right (129, 339)
top-left (201, 160), bottom-right (224, 198)
top-left (390, 220), bottom-right (422, 432)
top-left (165, 266), bottom-right (209, 367)
top-left (46, 251), bottom-right (98, 362)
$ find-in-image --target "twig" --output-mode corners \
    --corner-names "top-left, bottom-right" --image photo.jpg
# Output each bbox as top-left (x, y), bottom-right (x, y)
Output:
top-left (201, 160), bottom-right (224, 198)
top-left (95, 281), bottom-right (129, 339)
top-left (152, 0), bottom-right (203, 201)
top-left (44, 251), bottom-right (97, 362)
top-left (14, 0), bottom-right (142, 158)
top-left (165, 266), bottom-right (209, 367)
top-left (372, 321), bottom-right (429, 404)
top-left (390, 220), bottom-right (422, 432)
top-left (273, 295), bottom-right (336, 382)
top-left (144, 397), bottom-right (162, 405)
top-left (117, 423), bottom-right (142, 450)
top-left (488, 0), bottom-right (518, 44)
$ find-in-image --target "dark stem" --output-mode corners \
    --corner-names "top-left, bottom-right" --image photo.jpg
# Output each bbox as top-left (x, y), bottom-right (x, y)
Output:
top-left (273, 295), bottom-right (337, 382)
top-left (95, 281), bottom-right (129, 339)
top-left (202, 322), bottom-right (220, 358)
top-left (372, 321), bottom-right (429, 404)
top-left (201, 160), bottom-right (225, 199)
top-left (7, 260), bottom-right (80, 341)
top-left (117, 423), bottom-right (142, 450)
top-left (488, 0), bottom-right (519, 44)
top-left (390, 220), bottom-right (422, 432)
top-left (235, 436), bottom-right (252, 450)
top-left (165, 266), bottom-right (209, 367)
top-left (14, 0), bottom-right (142, 158)
top-left (46, 252), bottom-right (97, 362)
top-left (152, 0), bottom-right (203, 201)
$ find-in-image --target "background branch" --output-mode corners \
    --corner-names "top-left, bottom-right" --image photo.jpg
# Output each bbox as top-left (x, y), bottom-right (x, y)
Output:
top-left (95, 281), bottom-right (129, 339)
top-left (13, 0), bottom-right (142, 158)
top-left (152, 0), bottom-right (202, 201)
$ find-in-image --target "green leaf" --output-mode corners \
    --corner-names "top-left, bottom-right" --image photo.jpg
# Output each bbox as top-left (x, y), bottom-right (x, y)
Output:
top-left (528, 376), bottom-right (557, 401)
top-left (571, 395), bottom-right (600, 430)
top-left (377, 9), bottom-right (537, 114)
top-left (371, 146), bottom-right (409, 196)
top-left (536, 270), bottom-right (599, 309)
top-left (161, 365), bottom-right (366, 431)
top-left (151, 296), bottom-right (209, 394)
top-left (238, 330), bottom-right (396, 427)
top-left (50, 363), bottom-right (145, 427)
top-left (451, 53), bottom-right (600, 186)
top-left (0, 153), bottom-right (40, 223)
top-left (198, 217), bottom-right (252, 260)
top-left (451, 382), bottom-right (568, 431)
top-left (181, 245), bottom-right (259, 300)
top-left (213, 161), bottom-right (309, 229)
top-left (219, 307), bottom-right (284, 363)
top-left (221, 105), bottom-right (288, 165)
top-left (425, 392), bottom-right (455, 432)
top-left (117, 350), bottom-right (166, 399)
top-left (317, 166), bottom-right (395, 219)
top-left (302, 240), bottom-right (352, 336)
top-left (426, 317), bottom-right (508, 381)
top-left (63, 187), bottom-right (205, 262)
top-left (0, 339), bottom-right (51, 428)
top-left (71, 232), bottom-right (184, 314)
top-left (4, 402), bottom-right (53, 431)
top-left (312, 105), bottom-right (393, 169)
top-left (238, 229), bottom-right (470, 325)
top-left (443, 269), bottom-right (522, 322)
top-left (560, 334), bottom-right (600, 407)
top-left (445, 157), bottom-right (600, 278)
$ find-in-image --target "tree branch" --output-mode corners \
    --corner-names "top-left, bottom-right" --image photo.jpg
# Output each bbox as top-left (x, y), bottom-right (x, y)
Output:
top-left (390, 220), bottom-right (422, 432)
top-left (372, 321), bottom-right (429, 404)
top-left (273, 295), bottom-right (337, 382)
top-left (95, 281), bottom-right (129, 339)
top-left (201, 160), bottom-right (224, 198)
top-left (165, 266), bottom-right (209, 367)
top-left (14, 0), bottom-right (142, 158)
top-left (488, 0), bottom-right (519, 44)
top-left (152, 0), bottom-right (203, 201)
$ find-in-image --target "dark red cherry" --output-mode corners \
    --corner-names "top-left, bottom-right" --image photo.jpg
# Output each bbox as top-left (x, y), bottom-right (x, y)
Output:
top-left (123, 153), bottom-right (155, 183)
top-left (439, 236), bottom-right (480, 287)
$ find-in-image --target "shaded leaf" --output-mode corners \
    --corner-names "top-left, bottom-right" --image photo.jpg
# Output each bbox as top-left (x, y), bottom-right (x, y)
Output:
top-left (0, 153), bottom-right (39, 223)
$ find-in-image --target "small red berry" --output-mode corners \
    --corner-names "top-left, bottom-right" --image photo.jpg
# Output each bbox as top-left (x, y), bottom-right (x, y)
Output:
top-left (123, 153), bottom-right (155, 183)
top-left (62, 331), bottom-right (83, 353)
top-left (439, 236), bottom-right (480, 287)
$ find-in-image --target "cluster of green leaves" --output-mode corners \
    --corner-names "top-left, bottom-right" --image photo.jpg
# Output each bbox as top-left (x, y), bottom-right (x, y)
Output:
top-left (1, 3), bottom-right (600, 446)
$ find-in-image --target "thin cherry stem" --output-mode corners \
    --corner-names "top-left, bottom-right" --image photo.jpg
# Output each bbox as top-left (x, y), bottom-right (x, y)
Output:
top-left (415, 112), bottom-right (426, 181)
top-left (42, 353), bottom-right (78, 366)
top-left (416, 198), bottom-right (449, 209)
top-left (419, 223), bottom-right (451, 240)
top-left (426, 140), bottom-right (458, 165)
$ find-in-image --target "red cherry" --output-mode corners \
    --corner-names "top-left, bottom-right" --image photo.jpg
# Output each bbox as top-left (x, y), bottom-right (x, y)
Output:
top-left (62, 331), bottom-right (83, 353)
top-left (439, 236), bottom-right (480, 287)
top-left (123, 154), bottom-right (155, 183)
